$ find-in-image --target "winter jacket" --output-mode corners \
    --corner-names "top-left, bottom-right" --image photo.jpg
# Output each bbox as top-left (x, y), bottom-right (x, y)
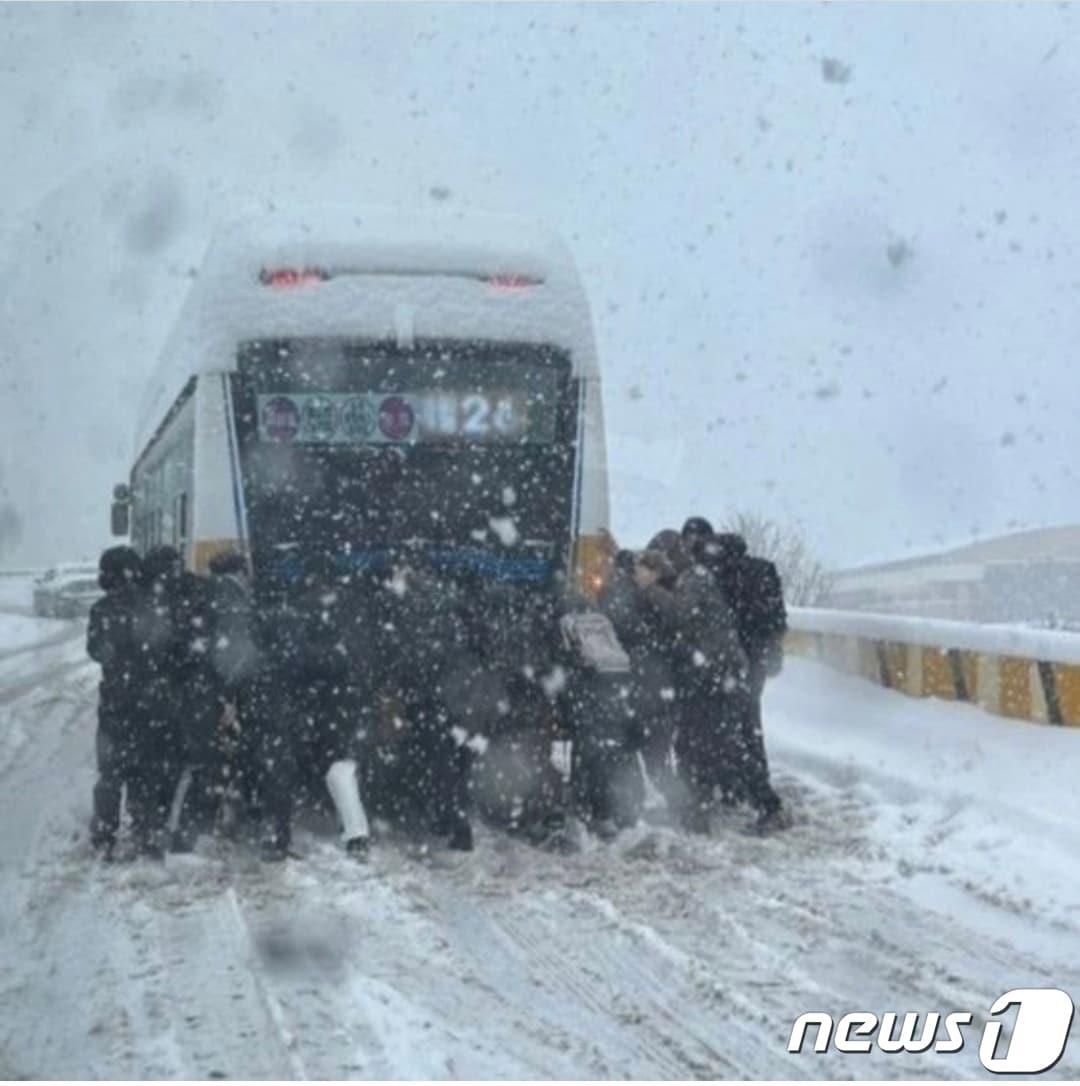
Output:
top-left (379, 566), bottom-right (468, 694)
top-left (170, 571), bottom-right (215, 685)
top-left (701, 541), bottom-right (787, 677)
top-left (277, 579), bottom-right (353, 684)
top-left (87, 584), bottom-right (146, 731)
top-left (205, 572), bottom-right (261, 697)
top-left (739, 555), bottom-right (787, 676)
top-left (602, 567), bottom-right (678, 723)
top-left (642, 562), bottom-right (748, 693)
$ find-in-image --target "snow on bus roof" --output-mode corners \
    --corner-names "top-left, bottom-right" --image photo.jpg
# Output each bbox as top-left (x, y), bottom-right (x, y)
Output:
top-left (135, 206), bottom-right (599, 456)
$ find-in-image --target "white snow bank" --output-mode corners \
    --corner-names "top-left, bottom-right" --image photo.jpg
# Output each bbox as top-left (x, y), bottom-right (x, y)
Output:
top-left (789, 605), bottom-right (1080, 665)
top-left (0, 574), bottom-right (35, 612)
top-left (0, 611), bottom-right (67, 653)
top-left (768, 657), bottom-right (1080, 933)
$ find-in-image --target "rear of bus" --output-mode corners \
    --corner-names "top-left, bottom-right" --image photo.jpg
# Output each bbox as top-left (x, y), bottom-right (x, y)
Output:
top-left (170, 212), bottom-right (612, 610)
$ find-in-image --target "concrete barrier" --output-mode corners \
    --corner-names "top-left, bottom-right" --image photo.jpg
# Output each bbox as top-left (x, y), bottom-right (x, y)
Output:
top-left (786, 607), bottom-right (1080, 727)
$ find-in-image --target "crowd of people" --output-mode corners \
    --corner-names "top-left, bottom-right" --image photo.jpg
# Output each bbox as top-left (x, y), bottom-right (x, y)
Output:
top-left (601, 518), bottom-right (788, 835)
top-left (86, 515), bottom-right (788, 863)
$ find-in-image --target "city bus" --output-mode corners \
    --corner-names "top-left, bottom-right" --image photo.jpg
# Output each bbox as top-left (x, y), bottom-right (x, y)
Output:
top-left (113, 208), bottom-right (613, 608)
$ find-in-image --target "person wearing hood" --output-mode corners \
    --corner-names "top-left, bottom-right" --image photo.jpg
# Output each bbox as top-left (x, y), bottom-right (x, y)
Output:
top-left (87, 545), bottom-right (145, 857)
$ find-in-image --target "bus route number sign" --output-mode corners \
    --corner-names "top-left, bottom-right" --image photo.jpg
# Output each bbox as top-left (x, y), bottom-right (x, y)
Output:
top-left (256, 391), bottom-right (540, 445)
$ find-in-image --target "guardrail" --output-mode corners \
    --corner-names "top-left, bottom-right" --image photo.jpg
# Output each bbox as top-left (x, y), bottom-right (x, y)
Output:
top-left (0, 568), bottom-right (43, 579)
top-left (785, 607), bottom-right (1080, 728)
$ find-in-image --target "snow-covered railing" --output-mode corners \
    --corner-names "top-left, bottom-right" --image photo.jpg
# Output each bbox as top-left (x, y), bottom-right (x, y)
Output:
top-left (785, 607), bottom-right (1080, 727)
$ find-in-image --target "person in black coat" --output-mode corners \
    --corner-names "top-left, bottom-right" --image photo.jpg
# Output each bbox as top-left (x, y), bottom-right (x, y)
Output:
top-left (171, 551), bottom-right (263, 850)
top-left (256, 554), bottom-right (372, 860)
top-left (643, 525), bottom-right (749, 832)
top-left (685, 523), bottom-right (787, 829)
top-left (164, 562), bottom-right (224, 851)
top-left (114, 544), bottom-right (188, 857)
top-left (366, 555), bottom-right (476, 851)
top-left (87, 546), bottom-right (145, 857)
top-left (206, 552), bottom-right (263, 827)
top-left (444, 571), bottom-right (566, 844)
top-left (601, 547), bottom-right (680, 811)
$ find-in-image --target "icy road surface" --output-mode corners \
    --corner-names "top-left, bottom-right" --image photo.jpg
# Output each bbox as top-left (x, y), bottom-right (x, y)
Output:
top-left (0, 581), bottom-right (1077, 1080)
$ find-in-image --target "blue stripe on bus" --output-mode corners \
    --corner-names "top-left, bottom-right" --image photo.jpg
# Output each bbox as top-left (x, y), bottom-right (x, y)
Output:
top-left (269, 546), bottom-right (553, 586)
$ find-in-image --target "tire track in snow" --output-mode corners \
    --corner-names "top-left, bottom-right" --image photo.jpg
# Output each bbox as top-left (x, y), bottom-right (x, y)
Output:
top-left (0, 656), bottom-right (93, 706)
top-left (480, 893), bottom-right (713, 1078)
top-left (0, 621), bottom-right (83, 663)
top-left (418, 877), bottom-right (692, 1078)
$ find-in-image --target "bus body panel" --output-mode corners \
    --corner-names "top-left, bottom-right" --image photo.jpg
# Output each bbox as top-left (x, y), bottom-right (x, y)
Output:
top-left (189, 374), bottom-right (246, 573)
top-left (129, 388), bottom-right (195, 556)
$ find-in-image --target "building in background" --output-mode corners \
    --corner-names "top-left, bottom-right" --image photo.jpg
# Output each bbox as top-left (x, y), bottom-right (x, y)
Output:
top-left (825, 525), bottom-right (1080, 627)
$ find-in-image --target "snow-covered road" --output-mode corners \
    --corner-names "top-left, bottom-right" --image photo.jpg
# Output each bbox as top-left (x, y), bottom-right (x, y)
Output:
top-left (0, 583), bottom-right (1077, 1079)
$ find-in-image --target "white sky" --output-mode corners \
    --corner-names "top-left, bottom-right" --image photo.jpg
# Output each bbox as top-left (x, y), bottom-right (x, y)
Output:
top-left (2, 2), bottom-right (1078, 568)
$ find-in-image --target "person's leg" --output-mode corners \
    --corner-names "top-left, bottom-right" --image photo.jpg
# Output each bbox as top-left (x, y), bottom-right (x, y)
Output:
top-left (673, 695), bottom-right (700, 826)
top-left (438, 734), bottom-right (474, 851)
top-left (325, 759), bottom-right (369, 844)
top-left (90, 716), bottom-right (125, 851)
top-left (256, 694), bottom-right (298, 860)
top-left (609, 747), bottom-right (645, 829)
top-left (127, 745), bottom-right (172, 859)
top-left (572, 728), bottom-right (612, 827)
top-left (736, 671), bottom-right (783, 820)
top-left (640, 712), bottom-right (677, 806)
top-left (171, 726), bottom-right (218, 851)
top-left (411, 699), bottom-right (473, 849)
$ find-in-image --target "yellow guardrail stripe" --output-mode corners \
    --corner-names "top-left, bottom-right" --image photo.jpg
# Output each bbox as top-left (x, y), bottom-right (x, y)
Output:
top-left (785, 630), bottom-right (1080, 728)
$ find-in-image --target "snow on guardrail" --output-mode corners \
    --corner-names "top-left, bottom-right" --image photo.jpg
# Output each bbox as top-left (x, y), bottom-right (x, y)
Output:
top-left (785, 606), bottom-right (1080, 727)
top-left (788, 607), bottom-right (1080, 667)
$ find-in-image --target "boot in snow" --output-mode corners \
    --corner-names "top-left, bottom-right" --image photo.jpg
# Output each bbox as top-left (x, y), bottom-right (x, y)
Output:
top-left (447, 817), bottom-right (474, 852)
top-left (260, 837), bottom-right (289, 862)
top-left (170, 827), bottom-right (197, 854)
top-left (89, 817), bottom-right (115, 858)
top-left (136, 832), bottom-right (167, 862)
top-left (259, 818), bottom-right (291, 862)
top-left (681, 805), bottom-right (711, 836)
top-left (345, 835), bottom-right (370, 860)
top-left (748, 805), bottom-right (791, 836)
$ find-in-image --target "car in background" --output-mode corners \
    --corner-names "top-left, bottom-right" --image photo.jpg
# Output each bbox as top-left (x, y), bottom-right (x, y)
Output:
top-left (51, 575), bottom-right (104, 619)
top-left (32, 563), bottom-right (98, 617)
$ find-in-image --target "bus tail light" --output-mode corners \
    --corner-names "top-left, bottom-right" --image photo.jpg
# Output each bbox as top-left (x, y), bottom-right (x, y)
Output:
top-left (572, 532), bottom-right (617, 603)
top-left (484, 275), bottom-right (541, 293)
top-left (259, 267), bottom-right (330, 289)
